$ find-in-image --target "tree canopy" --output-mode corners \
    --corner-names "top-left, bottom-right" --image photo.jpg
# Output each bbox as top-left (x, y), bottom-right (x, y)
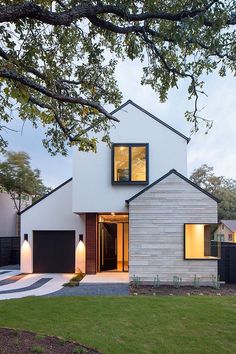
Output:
top-left (190, 164), bottom-right (236, 220)
top-left (0, 151), bottom-right (51, 212)
top-left (0, 1), bottom-right (236, 154)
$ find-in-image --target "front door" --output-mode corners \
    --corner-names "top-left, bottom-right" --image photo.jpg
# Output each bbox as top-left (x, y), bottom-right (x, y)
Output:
top-left (100, 223), bottom-right (117, 271)
top-left (98, 214), bottom-right (129, 272)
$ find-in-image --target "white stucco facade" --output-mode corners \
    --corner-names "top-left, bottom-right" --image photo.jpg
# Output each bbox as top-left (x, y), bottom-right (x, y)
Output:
top-left (0, 192), bottom-right (32, 237)
top-left (72, 101), bottom-right (188, 213)
top-left (20, 180), bottom-right (85, 273)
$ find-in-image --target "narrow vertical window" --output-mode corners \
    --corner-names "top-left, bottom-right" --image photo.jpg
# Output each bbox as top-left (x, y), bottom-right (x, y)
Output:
top-left (114, 146), bottom-right (129, 182)
top-left (131, 146), bottom-right (147, 182)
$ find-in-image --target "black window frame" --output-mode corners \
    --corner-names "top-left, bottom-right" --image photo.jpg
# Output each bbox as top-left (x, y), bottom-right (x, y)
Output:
top-left (111, 143), bottom-right (149, 185)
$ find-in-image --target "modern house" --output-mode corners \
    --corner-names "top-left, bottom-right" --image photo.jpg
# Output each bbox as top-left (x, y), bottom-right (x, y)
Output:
top-left (214, 220), bottom-right (236, 243)
top-left (20, 100), bottom-right (220, 282)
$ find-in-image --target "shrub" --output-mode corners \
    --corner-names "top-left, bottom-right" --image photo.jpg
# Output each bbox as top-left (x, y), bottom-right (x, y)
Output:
top-left (212, 275), bottom-right (220, 289)
top-left (153, 275), bottom-right (160, 288)
top-left (132, 275), bottom-right (141, 288)
top-left (63, 270), bottom-right (85, 287)
top-left (173, 276), bottom-right (182, 289)
top-left (193, 274), bottom-right (200, 289)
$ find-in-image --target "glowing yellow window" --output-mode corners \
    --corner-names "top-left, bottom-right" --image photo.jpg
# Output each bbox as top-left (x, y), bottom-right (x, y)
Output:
top-left (185, 224), bottom-right (220, 259)
top-left (112, 144), bottom-right (148, 184)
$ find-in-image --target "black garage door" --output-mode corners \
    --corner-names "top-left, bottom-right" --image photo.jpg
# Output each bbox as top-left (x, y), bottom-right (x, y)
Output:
top-left (33, 230), bottom-right (75, 273)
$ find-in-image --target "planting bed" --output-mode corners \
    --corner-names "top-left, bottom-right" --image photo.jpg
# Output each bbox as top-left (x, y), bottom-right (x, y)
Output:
top-left (130, 283), bottom-right (236, 296)
top-left (0, 328), bottom-right (101, 354)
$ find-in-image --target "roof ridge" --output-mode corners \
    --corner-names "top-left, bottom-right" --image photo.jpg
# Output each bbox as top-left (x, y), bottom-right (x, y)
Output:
top-left (110, 100), bottom-right (190, 143)
top-left (126, 169), bottom-right (219, 203)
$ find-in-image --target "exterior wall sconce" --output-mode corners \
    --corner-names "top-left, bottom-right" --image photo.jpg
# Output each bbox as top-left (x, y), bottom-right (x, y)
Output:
top-left (24, 234), bottom-right (28, 242)
top-left (79, 234), bottom-right (84, 242)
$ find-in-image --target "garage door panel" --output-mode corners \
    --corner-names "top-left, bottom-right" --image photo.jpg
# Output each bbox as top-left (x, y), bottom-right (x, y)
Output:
top-left (33, 231), bottom-right (75, 273)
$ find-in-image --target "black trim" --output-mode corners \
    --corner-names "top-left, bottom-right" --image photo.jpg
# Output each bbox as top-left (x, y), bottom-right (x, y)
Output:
top-left (112, 143), bottom-right (149, 185)
top-left (19, 178), bottom-right (72, 215)
top-left (110, 100), bottom-right (190, 144)
top-left (126, 169), bottom-right (219, 203)
top-left (184, 223), bottom-right (220, 260)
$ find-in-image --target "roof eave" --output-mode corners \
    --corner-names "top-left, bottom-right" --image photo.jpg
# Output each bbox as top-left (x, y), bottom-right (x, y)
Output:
top-left (110, 100), bottom-right (191, 144)
top-left (126, 169), bottom-right (219, 204)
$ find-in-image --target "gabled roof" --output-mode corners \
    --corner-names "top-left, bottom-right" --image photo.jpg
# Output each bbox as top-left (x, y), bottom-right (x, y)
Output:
top-left (110, 100), bottom-right (190, 144)
top-left (220, 220), bottom-right (236, 232)
top-left (19, 178), bottom-right (72, 215)
top-left (126, 169), bottom-right (219, 203)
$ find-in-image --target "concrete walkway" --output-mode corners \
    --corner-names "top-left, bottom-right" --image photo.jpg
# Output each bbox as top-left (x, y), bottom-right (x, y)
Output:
top-left (0, 271), bottom-right (130, 299)
top-left (49, 272), bottom-right (130, 296)
top-left (0, 273), bottom-right (73, 300)
top-left (81, 272), bottom-right (129, 284)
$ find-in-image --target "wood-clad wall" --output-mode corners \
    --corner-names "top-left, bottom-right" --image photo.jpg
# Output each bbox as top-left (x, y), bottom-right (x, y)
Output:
top-left (86, 213), bottom-right (97, 274)
top-left (129, 173), bottom-right (218, 283)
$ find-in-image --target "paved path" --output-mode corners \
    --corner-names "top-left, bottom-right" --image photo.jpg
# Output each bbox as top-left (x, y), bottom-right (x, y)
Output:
top-left (0, 278), bottom-right (52, 294)
top-left (0, 273), bottom-right (26, 286)
top-left (0, 270), bottom-right (21, 281)
top-left (0, 271), bottom-right (130, 299)
top-left (0, 271), bottom-right (10, 276)
top-left (81, 272), bottom-right (129, 284)
top-left (0, 273), bottom-right (72, 300)
top-left (48, 283), bottom-right (129, 296)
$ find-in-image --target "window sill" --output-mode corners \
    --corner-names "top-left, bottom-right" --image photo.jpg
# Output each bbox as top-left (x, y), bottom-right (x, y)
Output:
top-left (112, 181), bottom-right (149, 186)
top-left (185, 257), bottom-right (220, 260)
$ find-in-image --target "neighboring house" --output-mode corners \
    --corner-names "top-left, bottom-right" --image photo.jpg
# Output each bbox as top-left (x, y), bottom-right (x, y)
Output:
top-left (20, 100), bottom-right (219, 282)
top-left (214, 220), bottom-right (236, 243)
top-left (0, 192), bottom-right (32, 237)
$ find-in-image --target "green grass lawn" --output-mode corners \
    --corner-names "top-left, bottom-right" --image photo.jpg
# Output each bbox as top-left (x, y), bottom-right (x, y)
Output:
top-left (0, 296), bottom-right (236, 354)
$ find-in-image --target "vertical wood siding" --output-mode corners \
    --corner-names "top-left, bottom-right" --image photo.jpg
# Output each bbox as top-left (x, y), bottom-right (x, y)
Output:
top-left (129, 173), bottom-right (218, 283)
top-left (86, 213), bottom-right (97, 274)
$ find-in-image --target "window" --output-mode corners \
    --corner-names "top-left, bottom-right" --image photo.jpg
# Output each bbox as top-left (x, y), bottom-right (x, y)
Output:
top-left (112, 144), bottom-right (148, 184)
top-left (214, 234), bottom-right (224, 242)
top-left (228, 234), bottom-right (233, 242)
top-left (185, 224), bottom-right (220, 259)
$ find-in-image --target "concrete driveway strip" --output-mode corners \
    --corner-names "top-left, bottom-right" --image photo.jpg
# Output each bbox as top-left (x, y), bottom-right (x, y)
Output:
top-left (0, 273), bottom-right (47, 292)
top-left (0, 270), bottom-right (21, 281)
top-left (0, 273), bottom-right (73, 300)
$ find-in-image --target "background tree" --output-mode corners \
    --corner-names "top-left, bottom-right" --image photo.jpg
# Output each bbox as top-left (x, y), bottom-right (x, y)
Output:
top-left (0, 1), bottom-right (235, 154)
top-left (0, 151), bottom-right (51, 213)
top-left (190, 164), bottom-right (236, 220)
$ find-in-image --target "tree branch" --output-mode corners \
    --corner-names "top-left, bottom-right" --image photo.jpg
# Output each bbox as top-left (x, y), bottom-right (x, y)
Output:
top-left (0, 1), bottom-right (229, 26)
top-left (0, 68), bottom-right (119, 123)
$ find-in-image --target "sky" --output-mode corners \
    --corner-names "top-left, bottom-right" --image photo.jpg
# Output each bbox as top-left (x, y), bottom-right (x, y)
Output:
top-left (1, 58), bottom-right (236, 188)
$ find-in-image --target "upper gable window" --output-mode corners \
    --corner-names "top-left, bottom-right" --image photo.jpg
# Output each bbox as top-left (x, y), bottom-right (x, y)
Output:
top-left (112, 144), bottom-right (149, 185)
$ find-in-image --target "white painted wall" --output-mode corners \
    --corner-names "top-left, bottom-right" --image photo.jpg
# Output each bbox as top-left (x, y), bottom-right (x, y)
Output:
top-left (0, 192), bottom-right (31, 237)
top-left (20, 180), bottom-right (85, 273)
top-left (0, 192), bottom-right (16, 237)
top-left (73, 102), bottom-right (188, 213)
